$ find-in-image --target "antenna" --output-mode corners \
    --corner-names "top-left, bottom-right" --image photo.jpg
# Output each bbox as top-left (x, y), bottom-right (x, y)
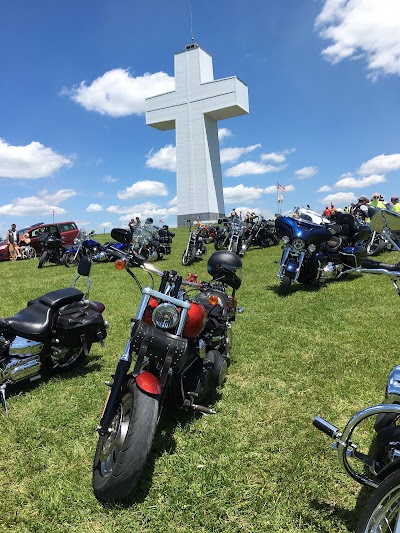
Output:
top-left (189, 0), bottom-right (194, 41)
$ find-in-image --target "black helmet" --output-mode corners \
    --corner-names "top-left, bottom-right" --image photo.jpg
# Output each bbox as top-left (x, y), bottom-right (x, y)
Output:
top-left (207, 251), bottom-right (242, 289)
top-left (145, 217), bottom-right (153, 225)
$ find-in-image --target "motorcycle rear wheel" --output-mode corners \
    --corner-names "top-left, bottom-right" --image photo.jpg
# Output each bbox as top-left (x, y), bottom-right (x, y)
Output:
top-left (357, 469), bottom-right (400, 533)
top-left (53, 344), bottom-right (90, 371)
top-left (92, 379), bottom-right (159, 502)
top-left (365, 237), bottom-right (386, 257)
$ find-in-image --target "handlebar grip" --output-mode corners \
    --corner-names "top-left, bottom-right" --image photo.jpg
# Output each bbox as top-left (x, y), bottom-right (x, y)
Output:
top-left (313, 416), bottom-right (339, 439)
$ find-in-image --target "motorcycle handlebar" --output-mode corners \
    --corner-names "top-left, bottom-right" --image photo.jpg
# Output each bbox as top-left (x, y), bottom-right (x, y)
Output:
top-left (313, 416), bottom-right (339, 439)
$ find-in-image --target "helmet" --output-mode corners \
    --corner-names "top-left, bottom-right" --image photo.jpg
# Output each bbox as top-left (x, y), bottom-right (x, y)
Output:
top-left (145, 217), bottom-right (153, 225)
top-left (391, 196), bottom-right (399, 203)
top-left (207, 251), bottom-right (242, 289)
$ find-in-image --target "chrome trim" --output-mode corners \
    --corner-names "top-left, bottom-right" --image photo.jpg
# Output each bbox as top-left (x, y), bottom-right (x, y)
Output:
top-left (338, 404), bottom-right (400, 488)
top-left (277, 247), bottom-right (290, 278)
top-left (294, 251), bottom-right (306, 282)
top-left (386, 366), bottom-right (400, 403)
top-left (9, 336), bottom-right (43, 357)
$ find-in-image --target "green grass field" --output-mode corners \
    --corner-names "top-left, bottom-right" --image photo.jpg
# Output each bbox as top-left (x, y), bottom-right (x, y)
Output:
top-left (0, 229), bottom-right (399, 532)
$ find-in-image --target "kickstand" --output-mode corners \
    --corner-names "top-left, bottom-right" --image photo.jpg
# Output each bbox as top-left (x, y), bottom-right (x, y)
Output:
top-left (0, 384), bottom-right (8, 416)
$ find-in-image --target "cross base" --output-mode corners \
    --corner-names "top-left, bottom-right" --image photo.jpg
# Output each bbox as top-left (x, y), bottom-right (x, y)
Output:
top-left (177, 212), bottom-right (226, 227)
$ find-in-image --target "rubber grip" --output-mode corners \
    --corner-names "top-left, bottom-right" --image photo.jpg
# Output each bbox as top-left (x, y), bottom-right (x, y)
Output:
top-left (313, 416), bottom-right (339, 438)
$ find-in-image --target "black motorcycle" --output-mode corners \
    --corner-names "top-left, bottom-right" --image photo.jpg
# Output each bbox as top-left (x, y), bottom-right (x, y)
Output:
top-left (243, 216), bottom-right (279, 251)
top-left (215, 216), bottom-right (245, 255)
top-left (0, 257), bottom-right (107, 414)
top-left (92, 229), bottom-right (243, 502)
top-left (182, 220), bottom-right (207, 266)
top-left (37, 230), bottom-right (67, 269)
top-left (157, 225), bottom-right (175, 255)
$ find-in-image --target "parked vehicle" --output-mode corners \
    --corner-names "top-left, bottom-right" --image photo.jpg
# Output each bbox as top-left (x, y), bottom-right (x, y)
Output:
top-left (0, 222), bottom-right (78, 262)
top-left (0, 257), bottom-right (107, 414)
top-left (63, 230), bottom-right (110, 267)
top-left (275, 212), bottom-right (371, 294)
top-left (182, 219), bottom-right (207, 266)
top-left (362, 208), bottom-right (400, 256)
top-left (92, 228), bottom-right (243, 502)
top-left (37, 229), bottom-right (69, 269)
top-left (157, 225), bottom-right (175, 255)
top-left (242, 216), bottom-right (279, 251)
top-left (130, 222), bottom-right (166, 262)
top-left (215, 216), bottom-right (246, 256)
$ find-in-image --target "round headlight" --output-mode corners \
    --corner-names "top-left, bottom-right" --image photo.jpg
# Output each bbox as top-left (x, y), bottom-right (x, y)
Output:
top-left (152, 303), bottom-right (180, 330)
top-left (282, 236), bottom-right (290, 244)
top-left (292, 238), bottom-right (305, 251)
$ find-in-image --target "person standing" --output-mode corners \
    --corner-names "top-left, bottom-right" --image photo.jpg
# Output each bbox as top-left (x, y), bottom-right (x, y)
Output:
top-left (7, 223), bottom-right (21, 260)
top-left (370, 193), bottom-right (386, 209)
top-left (391, 196), bottom-right (400, 213)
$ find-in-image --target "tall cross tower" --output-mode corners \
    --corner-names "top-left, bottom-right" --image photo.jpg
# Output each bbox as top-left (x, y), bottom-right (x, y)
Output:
top-left (145, 43), bottom-right (249, 226)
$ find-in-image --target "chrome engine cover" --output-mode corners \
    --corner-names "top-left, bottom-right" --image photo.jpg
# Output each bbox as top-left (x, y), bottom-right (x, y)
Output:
top-left (385, 365), bottom-right (400, 403)
top-left (93, 251), bottom-right (108, 262)
top-left (9, 336), bottom-right (43, 357)
top-left (1, 356), bottom-right (41, 383)
top-left (319, 262), bottom-right (342, 280)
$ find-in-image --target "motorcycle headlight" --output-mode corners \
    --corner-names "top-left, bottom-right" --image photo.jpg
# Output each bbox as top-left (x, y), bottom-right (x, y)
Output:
top-left (152, 303), bottom-right (180, 330)
top-left (74, 238), bottom-right (80, 245)
top-left (292, 238), bottom-right (305, 251)
top-left (282, 236), bottom-right (290, 244)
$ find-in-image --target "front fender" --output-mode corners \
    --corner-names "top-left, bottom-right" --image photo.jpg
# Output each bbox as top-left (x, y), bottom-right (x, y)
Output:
top-left (135, 371), bottom-right (161, 397)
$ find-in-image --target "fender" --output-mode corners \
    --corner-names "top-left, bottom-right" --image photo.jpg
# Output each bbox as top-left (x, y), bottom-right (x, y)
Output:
top-left (136, 371), bottom-right (161, 396)
top-left (284, 258), bottom-right (298, 278)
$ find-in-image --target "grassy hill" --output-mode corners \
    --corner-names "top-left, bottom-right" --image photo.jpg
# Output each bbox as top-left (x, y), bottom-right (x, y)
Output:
top-left (0, 227), bottom-right (399, 532)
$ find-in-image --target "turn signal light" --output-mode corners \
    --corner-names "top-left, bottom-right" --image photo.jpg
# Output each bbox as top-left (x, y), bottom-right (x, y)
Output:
top-left (208, 295), bottom-right (219, 306)
top-left (115, 259), bottom-right (125, 270)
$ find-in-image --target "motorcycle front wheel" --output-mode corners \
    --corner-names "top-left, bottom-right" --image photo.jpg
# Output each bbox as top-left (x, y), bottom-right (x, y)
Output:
top-left (365, 237), bottom-right (386, 257)
top-left (182, 246), bottom-right (196, 266)
top-left (63, 252), bottom-right (79, 268)
top-left (38, 251), bottom-right (48, 269)
top-left (278, 275), bottom-right (292, 295)
top-left (357, 469), bottom-right (400, 532)
top-left (92, 379), bottom-right (159, 502)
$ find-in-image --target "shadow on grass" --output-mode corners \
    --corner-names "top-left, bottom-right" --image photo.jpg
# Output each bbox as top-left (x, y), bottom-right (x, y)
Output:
top-left (305, 486), bottom-right (371, 532)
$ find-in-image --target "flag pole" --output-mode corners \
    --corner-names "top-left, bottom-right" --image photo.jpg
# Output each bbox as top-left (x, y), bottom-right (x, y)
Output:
top-left (277, 182), bottom-right (280, 215)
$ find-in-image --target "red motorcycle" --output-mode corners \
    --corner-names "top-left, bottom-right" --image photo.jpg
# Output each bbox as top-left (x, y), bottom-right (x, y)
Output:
top-left (92, 228), bottom-right (243, 502)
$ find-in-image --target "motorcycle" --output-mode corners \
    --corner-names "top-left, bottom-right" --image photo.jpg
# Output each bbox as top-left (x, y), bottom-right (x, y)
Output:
top-left (242, 216), bottom-right (279, 251)
top-left (131, 223), bottom-right (166, 262)
top-left (182, 219), bottom-right (207, 266)
top-left (157, 225), bottom-right (175, 255)
top-left (0, 256), bottom-right (107, 414)
top-left (275, 212), bottom-right (371, 294)
top-left (63, 230), bottom-right (109, 267)
top-left (215, 216), bottom-right (246, 256)
top-left (362, 209), bottom-right (400, 257)
top-left (92, 228), bottom-right (243, 502)
top-left (37, 230), bottom-right (68, 269)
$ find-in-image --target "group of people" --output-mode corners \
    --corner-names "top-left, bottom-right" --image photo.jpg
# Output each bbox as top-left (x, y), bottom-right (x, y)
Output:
top-left (349, 193), bottom-right (400, 222)
top-left (6, 224), bottom-right (32, 261)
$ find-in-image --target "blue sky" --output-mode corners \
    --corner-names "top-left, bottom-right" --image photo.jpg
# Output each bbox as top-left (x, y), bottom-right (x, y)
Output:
top-left (1, 0), bottom-right (400, 233)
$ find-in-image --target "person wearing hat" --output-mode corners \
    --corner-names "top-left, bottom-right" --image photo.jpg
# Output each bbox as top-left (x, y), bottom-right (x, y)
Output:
top-left (391, 196), bottom-right (400, 213)
top-left (370, 193), bottom-right (386, 209)
top-left (351, 196), bottom-right (370, 222)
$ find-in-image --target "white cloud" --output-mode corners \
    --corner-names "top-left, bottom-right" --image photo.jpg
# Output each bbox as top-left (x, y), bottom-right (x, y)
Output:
top-left (103, 175), bottom-right (119, 183)
top-left (117, 180), bottom-right (168, 200)
top-left (294, 166), bottom-right (318, 179)
top-left (118, 204), bottom-right (177, 223)
top-left (261, 148), bottom-right (295, 163)
top-left (146, 145), bottom-right (176, 172)
top-left (317, 185), bottom-right (332, 192)
top-left (218, 128), bottom-right (232, 141)
top-left (321, 191), bottom-right (357, 205)
top-left (168, 196), bottom-right (177, 207)
top-left (0, 196), bottom-right (67, 216)
top-left (38, 189), bottom-right (77, 204)
top-left (99, 222), bottom-right (113, 229)
top-left (224, 161), bottom-right (287, 177)
top-left (223, 185), bottom-right (264, 202)
top-left (0, 138), bottom-right (72, 179)
top-left (86, 203), bottom-right (103, 212)
top-left (264, 184), bottom-right (295, 194)
top-left (357, 154), bottom-right (400, 175)
top-left (62, 69), bottom-right (175, 117)
top-left (315, 0), bottom-right (400, 79)
top-left (220, 144), bottom-right (261, 164)
top-left (334, 174), bottom-right (386, 188)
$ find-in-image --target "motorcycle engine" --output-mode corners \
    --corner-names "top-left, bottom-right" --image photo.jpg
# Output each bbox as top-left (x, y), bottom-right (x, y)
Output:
top-left (319, 262), bottom-right (340, 280)
top-left (93, 251), bottom-right (108, 262)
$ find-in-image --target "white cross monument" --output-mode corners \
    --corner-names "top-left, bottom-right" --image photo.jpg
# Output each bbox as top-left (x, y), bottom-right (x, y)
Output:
top-left (145, 43), bottom-right (249, 226)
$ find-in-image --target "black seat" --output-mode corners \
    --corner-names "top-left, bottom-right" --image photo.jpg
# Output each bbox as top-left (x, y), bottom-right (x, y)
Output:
top-left (6, 302), bottom-right (54, 339)
top-left (38, 287), bottom-right (84, 309)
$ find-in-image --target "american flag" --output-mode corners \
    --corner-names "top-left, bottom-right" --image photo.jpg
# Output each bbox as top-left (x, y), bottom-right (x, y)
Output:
top-left (277, 183), bottom-right (286, 192)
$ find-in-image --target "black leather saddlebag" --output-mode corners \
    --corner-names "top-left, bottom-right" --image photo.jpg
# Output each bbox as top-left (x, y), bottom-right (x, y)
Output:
top-left (56, 303), bottom-right (107, 348)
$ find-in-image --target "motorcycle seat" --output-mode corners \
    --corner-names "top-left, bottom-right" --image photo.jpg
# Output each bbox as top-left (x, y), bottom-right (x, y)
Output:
top-left (6, 302), bottom-right (54, 339)
top-left (30, 288), bottom-right (84, 310)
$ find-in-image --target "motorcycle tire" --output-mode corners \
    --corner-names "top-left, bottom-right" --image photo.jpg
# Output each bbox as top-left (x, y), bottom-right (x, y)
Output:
top-left (230, 241), bottom-right (238, 255)
top-left (22, 247), bottom-right (37, 260)
top-left (214, 237), bottom-right (227, 251)
top-left (366, 237), bottom-right (386, 257)
top-left (182, 246), bottom-right (196, 266)
top-left (356, 468), bottom-right (400, 532)
top-left (92, 379), bottom-right (159, 502)
top-left (63, 252), bottom-right (79, 268)
top-left (53, 344), bottom-right (91, 371)
top-left (38, 251), bottom-right (48, 269)
top-left (278, 275), bottom-right (292, 296)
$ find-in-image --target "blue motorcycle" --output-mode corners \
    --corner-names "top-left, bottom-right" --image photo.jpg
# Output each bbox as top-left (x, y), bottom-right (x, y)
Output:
top-left (275, 212), bottom-right (371, 294)
top-left (64, 230), bottom-right (109, 267)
